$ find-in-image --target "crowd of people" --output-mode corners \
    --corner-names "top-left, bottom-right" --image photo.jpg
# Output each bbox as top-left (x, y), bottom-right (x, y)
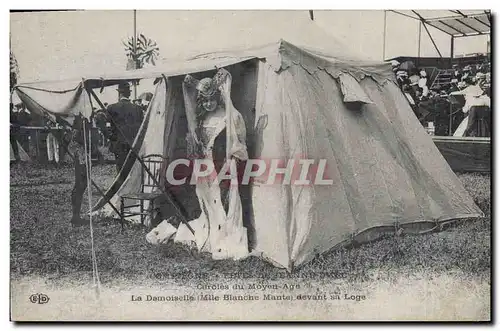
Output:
top-left (392, 59), bottom-right (491, 137)
top-left (10, 84), bottom-right (151, 167)
top-left (10, 82), bottom-right (147, 226)
top-left (10, 103), bottom-right (102, 165)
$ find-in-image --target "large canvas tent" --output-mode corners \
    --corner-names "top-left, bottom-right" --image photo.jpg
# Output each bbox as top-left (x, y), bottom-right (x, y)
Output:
top-left (14, 34), bottom-right (483, 269)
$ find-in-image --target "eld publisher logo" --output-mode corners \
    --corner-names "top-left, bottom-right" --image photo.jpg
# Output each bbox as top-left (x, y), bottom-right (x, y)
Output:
top-left (29, 293), bottom-right (50, 304)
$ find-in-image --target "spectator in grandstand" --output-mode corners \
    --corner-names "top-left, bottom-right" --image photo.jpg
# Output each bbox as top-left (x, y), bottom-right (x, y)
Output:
top-left (483, 73), bottom-right (491, 96)
top-left (461, 65), bottom-right (474, 85)
top-left (452, 73), bottom-right (490, 137)
top-left (396, 70), bottom-right (409, 89)
top-left (474, 72), bottom-right (490, 97)
top-left (457, 81), bottom-right (467, 90)
top-left (412, 88), bottom-right (430, 123)
top-left (470, 64), bottom-right (478, 76)
top-left (418, 70), bottom-right (429, 97)
top-left (463, 88), bottom-right (490, 137)
top-left (409, 71), bottom-right (420, 86)
top-left (479, 61), bottom-right (490, 74)
top-left (452, 64), bottom-right (462, 81)
top-left (391, 60), bottom-right (400, 74)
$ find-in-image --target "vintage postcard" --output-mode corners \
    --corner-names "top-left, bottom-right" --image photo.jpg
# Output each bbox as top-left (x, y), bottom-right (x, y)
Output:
top-left (10, 9), bottom-right (491, 321)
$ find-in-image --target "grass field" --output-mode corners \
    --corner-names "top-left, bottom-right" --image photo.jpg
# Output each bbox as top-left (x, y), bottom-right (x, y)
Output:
top-left (9, 162), bottom-right (491, 320)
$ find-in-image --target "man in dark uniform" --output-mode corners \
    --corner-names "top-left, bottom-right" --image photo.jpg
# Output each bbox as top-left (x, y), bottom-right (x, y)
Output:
top-left (65, 115), bottom-right (91, 226)
top-left (106, 82), bottom-right (144, 173)
top-left (16, 103), bottom-right (32, 155)
top-left (10, 103), bottom-right (21, 162)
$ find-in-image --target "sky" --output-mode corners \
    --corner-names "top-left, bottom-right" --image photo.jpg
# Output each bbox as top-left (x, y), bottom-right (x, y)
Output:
top-left (10, 10), bottom-right (489, 104)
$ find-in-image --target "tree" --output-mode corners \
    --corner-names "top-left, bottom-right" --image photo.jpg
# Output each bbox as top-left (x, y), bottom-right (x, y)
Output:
top-left (123, 33), bottom-right (160, 70)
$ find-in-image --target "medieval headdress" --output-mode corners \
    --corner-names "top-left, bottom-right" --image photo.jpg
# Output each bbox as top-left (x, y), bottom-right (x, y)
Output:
top-left (196, 77), bottom-right (217, 99)
top-left (182, 68), bottom-right (248, 161)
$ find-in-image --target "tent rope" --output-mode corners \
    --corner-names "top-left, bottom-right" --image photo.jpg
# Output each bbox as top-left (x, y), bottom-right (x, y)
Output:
top-left (14, 83), bottom-right (81, 94)
top-left (83, 120), bottom-right (101, 299)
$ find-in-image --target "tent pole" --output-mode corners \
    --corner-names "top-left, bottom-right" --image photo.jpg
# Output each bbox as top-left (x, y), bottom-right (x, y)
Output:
top-left (449, 103), bottom-right (453, 136)
top-left (417, 21), bottom-right (422, 58)
top-left (382, 10), bottom-right (387, 61)
top-left (133, 9), bottom-right (137, 99)
top-left (421, 21), bottom-right (442, 57)
top-left (450, 35), bottom-right (455, 68)
top-left (87, 86), bottom-right (195, 235)
top-left (447, 36), bottom-right (456, 135)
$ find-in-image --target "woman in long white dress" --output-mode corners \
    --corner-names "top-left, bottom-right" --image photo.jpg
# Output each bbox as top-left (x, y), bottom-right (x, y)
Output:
top-left (171, 69), bottom-right (250, 260)
top-left (453, 83), bottom-right (490, 137)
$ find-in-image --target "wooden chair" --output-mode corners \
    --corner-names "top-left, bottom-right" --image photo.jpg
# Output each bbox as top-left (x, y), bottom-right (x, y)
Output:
top-left (119, 154), bottom-right (166, 228)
